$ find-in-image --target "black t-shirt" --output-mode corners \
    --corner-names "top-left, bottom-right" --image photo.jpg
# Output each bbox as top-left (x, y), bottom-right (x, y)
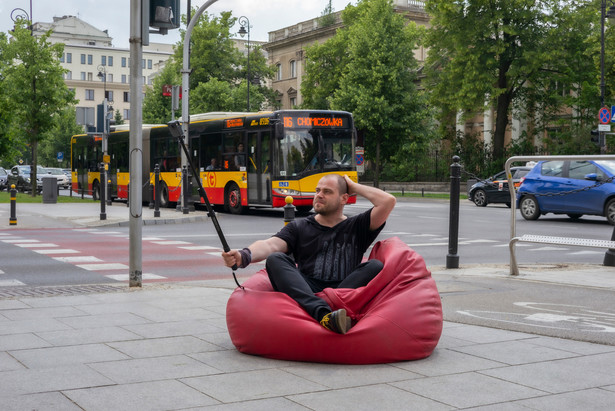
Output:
top-left (273, 209), bottom-right (384, 282)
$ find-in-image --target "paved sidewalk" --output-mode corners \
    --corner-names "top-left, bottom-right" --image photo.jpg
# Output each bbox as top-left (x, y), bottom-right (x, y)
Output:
top-left (1, 201), bottom-right (615, 409)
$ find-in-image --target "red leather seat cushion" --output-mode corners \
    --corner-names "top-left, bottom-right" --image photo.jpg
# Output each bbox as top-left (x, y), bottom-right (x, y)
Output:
top-left (226, 237), bottom-right (443, 364)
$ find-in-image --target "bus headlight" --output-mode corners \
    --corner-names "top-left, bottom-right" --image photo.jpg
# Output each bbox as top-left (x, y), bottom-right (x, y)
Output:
top-left (274, 188), bottom-right (300, 196)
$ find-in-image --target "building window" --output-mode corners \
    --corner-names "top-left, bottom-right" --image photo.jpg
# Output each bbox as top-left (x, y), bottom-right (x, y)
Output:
top-left (60, 53), bottom-right (65, 63)
top-left (142, 59), bottom-right (145, 69)
top-left (121, 74), bottom-right (127, 83)
top-left (88, 54), bottom-right (93, 65)
top-left (80, 72), bottom-right (86, 80)
top-left (290, 97), bottom-right (297, 108)
top-left (65, 71), bottom-right (72, 80)
top-left (85, 89), bottom-right (94, 100)
top-left (147, 59), bottom-right (152, 69)
top-left (276, 63), bottom-right (282, 81)
top-left (87, 72), bottom-right (93, 81)
top-left (108, 56), bottom-right (113, 67)
top-left (123, 92), bottom-right (130, 103)
top-left (67, 53), bottom-right (72, 63)
top-left (107, 74), bottom-right (113, 83)
top-left (81, 54), bottom-right (86, 64)
top-left (101, 55), bottom-right (106, 66)
top-left (121, 57), bottom-right (127, 67)
top-left (107, 91), bottom-right (113, 102)
top-left (290, 60), bottom-right (296, 78)
top-left (123, 109), bottom-right (130, 119)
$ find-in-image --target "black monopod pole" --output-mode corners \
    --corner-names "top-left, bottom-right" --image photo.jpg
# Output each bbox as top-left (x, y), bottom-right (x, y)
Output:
top-left (168, 121), bottom-right (243, 289)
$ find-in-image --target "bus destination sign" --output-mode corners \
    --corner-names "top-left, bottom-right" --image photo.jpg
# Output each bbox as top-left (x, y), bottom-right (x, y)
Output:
top-left (283, 115), bottom-right (348, 129)
top-left (224, 118), bottom-right (244, 128)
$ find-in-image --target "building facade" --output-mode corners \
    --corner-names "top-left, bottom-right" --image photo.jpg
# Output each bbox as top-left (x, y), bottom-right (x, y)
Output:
top-left (264, 0), bottom-right (430, 109)
top-left (33, 15), bottom-right (174, 127)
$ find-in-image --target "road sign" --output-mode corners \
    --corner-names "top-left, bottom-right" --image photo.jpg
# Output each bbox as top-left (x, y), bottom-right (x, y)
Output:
top-left (599, 124), bottom-right (611, 132)
top-left (355, 146), bottom-right (365, 174)
top-left (600, 106), bottom-right (611, 124)
top-left (57, 152), bottom-right (64, 162)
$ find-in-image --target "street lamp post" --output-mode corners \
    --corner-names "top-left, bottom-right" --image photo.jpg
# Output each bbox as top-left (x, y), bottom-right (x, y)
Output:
top-left (238, 16), bottom-right (250, 112)
top-left (97, 65), bottom-right (107, 100)
top-left (601, 1), bottom-right (615, 266)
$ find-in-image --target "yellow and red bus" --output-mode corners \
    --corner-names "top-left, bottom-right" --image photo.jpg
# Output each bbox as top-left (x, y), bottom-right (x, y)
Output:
top-left (71, 110), bottom-right (358, 213)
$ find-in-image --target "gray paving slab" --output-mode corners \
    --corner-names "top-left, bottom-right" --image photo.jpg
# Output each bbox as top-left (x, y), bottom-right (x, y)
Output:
top-left (8, 343), bottom-right (130, 368)
top-left (0, 351), bottom-right (24, 372)
top-left (391, 372), bottom-right (546, 409)
top-left (88, 354), bottom-right (221, 384)
top-left (0, 364), bottom-right (115, 396)
top-left (288, 383), bottom-right (452, 411)
top-left (451, 338), bottom-right (580, 365)
top-left (512, 388), bottom-right (615, 411)
top-left (63, 380), bottom-right (220, 411)
top-left (36, 325), bottom-right (142, 346)
top-left (0, 392), bottom-right (83, 411)
top-left (481, 352), bottom-right (615, 394)
top-left (0, 332), bottom-right (52, 351)
top-left (182, 368), bottom-right (327, 403)
top-left (108, 335), bottom-right (221, 358)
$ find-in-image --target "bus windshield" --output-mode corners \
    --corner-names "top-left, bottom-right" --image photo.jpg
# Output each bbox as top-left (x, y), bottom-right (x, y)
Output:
top-left (276, 128), bottom-right (354, 178)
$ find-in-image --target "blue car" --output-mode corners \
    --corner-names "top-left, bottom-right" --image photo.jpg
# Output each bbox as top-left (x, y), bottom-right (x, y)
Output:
top-left (517, 160), bottom-right (615, 225)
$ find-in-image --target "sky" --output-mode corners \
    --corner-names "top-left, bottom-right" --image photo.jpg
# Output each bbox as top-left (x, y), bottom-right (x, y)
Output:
top-left (1, 0), bottom-right (355, 48)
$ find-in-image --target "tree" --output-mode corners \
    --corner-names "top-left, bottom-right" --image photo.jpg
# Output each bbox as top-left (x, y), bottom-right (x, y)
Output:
top-left (39, 106), bottom-right (83, 168)
top-left (143, 10), bottom-right (276, 124)
top-left (302, 0), bottom-right (431, 186)
top-left (424, 0), bottom-right (582, 163)
top-left (1, 21), bottom-right (75, 194)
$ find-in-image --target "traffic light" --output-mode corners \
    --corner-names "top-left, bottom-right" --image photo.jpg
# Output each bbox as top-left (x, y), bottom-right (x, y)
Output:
top-left (591, 129), bottom-right (600, 146)
top-left (149, 0), bottom-right (180, 34)
top-left (96, 103), bottom-right (105, 133)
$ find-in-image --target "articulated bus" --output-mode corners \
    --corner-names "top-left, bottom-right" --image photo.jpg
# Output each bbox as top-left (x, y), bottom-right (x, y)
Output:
top-left (70, 110), bottom-right (358, 213)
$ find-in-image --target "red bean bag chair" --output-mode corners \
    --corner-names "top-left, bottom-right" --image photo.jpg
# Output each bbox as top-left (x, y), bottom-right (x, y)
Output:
top-left (226, 237), bottom-right (443, 364)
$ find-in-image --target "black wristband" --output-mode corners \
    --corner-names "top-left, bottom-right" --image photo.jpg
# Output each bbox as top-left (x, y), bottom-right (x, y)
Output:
top-left (238, 247), bottom-right (252, 268)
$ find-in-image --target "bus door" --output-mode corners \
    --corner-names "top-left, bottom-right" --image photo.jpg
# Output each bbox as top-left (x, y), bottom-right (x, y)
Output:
top-left (247, 131), bottom-right (271, 204)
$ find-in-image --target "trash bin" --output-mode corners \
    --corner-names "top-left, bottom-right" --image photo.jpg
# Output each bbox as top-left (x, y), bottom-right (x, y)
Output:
top-left (42, 175), bottom-right (58, 204)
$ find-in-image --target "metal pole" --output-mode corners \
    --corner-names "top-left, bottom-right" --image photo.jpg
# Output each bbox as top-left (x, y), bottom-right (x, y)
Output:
top-left (154, 164), bottom-right (160, 217)
top-left (446, 156), bottom-right (461, 268)
top-left (128, 0), bottom-right (143, 288)
top-left (238, 16), bottom-right (250, 112)
top-left (601, 0), bottom-right (607, 155)
top-left (182, 165), bottom-right (189, 214)
top-left (99, 163), bottom-right (106, 220)
top-left (283, 195), bottom-right (295, 225)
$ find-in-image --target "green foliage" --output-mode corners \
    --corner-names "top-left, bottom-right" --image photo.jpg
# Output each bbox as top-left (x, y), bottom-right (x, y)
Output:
top-left (318, 0), bottom-right (337, 27)
top-left (424, 0), bottom-right (571, 159)
top-left (143, 10), bottom-right (277, 123)
top-left (0, 21), bottom-right (76, 191)
top-left (38, 106), bottom-right (83, 168)
top-left (302, 0), bottom-right (433, 186)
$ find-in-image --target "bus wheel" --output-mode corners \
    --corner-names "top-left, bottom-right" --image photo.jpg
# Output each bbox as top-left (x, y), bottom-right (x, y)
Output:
top-left (226, 183), bottom-right (243, 214)
top-left (92, 181), bottom-right (100, 201)
top-left (158, 181), bottom-right (170, 208)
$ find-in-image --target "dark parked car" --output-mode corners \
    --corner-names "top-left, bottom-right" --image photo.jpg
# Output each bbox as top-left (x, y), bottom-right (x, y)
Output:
top-left (517, 160), bottom-right (615, 224)
top-left (468, 166), bottom-right (532, 207)
top-left (7, 165), bottom-right (45, 193)
top-left (0, 167), bottom-right (7, 191)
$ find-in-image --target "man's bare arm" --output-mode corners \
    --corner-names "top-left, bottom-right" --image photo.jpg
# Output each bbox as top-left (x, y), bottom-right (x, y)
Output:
top-left (222, 236), bottom-right (288, 268)
top-left (345, 175), bottom-right (396, 230)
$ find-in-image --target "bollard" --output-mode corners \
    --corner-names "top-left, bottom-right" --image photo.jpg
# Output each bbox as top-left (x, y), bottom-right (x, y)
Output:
top-left (182, 165), bottom-right (189, 214)
top-left (9, 185), bottom-right (17, 225)
top-left (446, 156), bottom-right (461, 268)
top-left (99, 163), bottom-right (106, 221)
top-left (284, 196), bottom-right (295, 225)
top-left (148, 182), bottom-right (154, 209)
top-left (422, 188), bottom-right (424, 197)
top-left (154, 164), bottom-right (161, 218)
top-left (401, 187), bottom-right (404, 196)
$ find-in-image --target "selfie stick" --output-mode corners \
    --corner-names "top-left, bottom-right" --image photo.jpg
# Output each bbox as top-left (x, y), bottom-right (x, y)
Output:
top-left (167, 120), bottom-right (243, 289)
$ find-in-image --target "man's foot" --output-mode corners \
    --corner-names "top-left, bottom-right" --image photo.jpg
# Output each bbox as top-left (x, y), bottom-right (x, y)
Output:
top-left (320, 309), bottom-right (351, 334)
